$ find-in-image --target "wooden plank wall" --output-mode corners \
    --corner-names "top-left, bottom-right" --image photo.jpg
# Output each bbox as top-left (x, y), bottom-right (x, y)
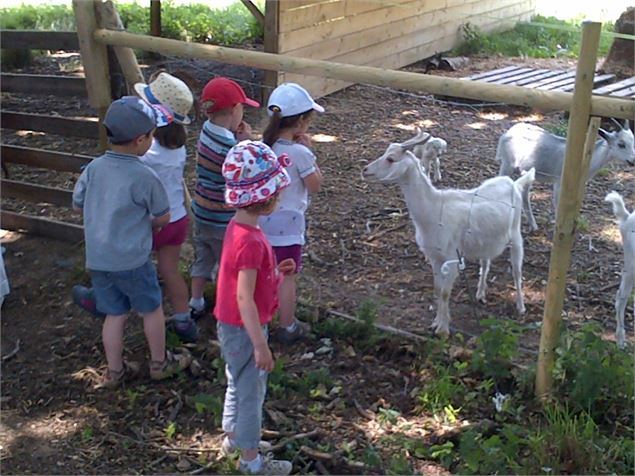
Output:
top-left (274, 0), bottom-right (535, 98)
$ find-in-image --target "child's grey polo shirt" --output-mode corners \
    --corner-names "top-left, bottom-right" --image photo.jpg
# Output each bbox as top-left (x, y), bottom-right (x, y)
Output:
top-left (73, 151), bottom-right (169, 272)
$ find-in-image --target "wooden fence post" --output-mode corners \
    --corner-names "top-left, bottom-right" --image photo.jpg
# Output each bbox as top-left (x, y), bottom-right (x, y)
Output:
top-left (73, 0), bottom-right (111, 151)
top-left (95, 0), bottom-right (145, 89)
top-left (262, 0), bottom-right (280, 105)
top-left (150, 0), bottom-right (161, 37)
top-left (535, 21), bottom-right (602, 400)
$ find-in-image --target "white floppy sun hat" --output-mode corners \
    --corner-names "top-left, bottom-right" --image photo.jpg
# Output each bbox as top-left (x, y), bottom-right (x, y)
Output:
top-left (267, 82), bottom-right (324, 118)
top-left (134, 72), bottom-right (194, 125)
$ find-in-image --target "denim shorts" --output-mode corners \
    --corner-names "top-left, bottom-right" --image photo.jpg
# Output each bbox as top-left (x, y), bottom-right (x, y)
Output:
top-left (90, 260), bottom-right (162, 316)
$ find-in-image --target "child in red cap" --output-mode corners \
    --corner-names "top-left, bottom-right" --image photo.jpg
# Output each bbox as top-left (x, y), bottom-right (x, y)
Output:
top-left (189, 77), bottom-right (259, 319)
top-left (215, 141), bottom-right (295, 475)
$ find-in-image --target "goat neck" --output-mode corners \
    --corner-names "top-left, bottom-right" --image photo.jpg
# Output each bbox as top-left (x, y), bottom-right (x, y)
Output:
top-left (587, 139), bottom-right (611, 179)
top-left (399, 159), bottom-right (441, 228)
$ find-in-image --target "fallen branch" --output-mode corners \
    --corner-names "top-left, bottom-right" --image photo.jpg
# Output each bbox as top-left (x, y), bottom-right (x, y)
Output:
top-left (365, 222), bottom-right (407, 242)
top-left (299, 445), bottom-right (333, 461)
top-left (315, 460), bottom-right (331, 475)
top-left (2, 339), bottom-right (20, 362)
top-left (269, 429), bottom-right (321, 453)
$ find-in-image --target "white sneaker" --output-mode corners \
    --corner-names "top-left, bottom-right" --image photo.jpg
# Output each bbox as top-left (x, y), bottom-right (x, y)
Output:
top-left (220, 436), bottom-right (273, 457)
top-left (239, 453), bottom-right (292, 475)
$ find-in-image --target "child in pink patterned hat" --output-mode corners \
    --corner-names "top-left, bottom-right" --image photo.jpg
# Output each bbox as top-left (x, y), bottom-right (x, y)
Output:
top-left (214, 140), bottom-right (295, 475)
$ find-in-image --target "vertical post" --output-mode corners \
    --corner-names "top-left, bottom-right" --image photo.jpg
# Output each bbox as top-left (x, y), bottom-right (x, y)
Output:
top-left (96, 0), bottom-right (145, 89)
top-left (262, 0), bottom-right (280, 105)
top-left (535, 21), bottom-right (602, 400)
top-left (150, 0), bottom-right (161, 37)
top-left (73, 0), bottom-right (112, 151)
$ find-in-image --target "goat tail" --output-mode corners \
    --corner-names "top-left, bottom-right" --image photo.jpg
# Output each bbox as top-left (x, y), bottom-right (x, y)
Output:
top-left (605, 191), bottom-right (630, 223)
top-left (514, 167), bottom-right (535, 192)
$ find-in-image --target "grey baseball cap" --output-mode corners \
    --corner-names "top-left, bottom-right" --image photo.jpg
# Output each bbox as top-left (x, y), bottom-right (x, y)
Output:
top-left (103, 96), bottom-right (163, 143)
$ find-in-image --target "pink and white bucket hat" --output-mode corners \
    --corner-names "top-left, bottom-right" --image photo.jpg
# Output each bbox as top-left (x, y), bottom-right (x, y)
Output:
top-left (223, 141), bottom-right (291, 208)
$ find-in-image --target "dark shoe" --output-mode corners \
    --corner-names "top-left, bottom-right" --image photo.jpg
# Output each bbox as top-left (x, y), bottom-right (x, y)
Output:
top-left (167, 317), bottom-right (199, 343)
top-left (72, 285), bottom-right (106, 318)
top-left (189, 300), bottom-right (211, 321)
top-left (277, 320), bottom-right (310, 344)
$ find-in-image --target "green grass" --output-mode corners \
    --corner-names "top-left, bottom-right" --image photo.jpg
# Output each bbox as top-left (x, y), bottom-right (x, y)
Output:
top-left (0, 1), bottom-right (263, 45)
top-left (453, 14), bottom-right (615, 58)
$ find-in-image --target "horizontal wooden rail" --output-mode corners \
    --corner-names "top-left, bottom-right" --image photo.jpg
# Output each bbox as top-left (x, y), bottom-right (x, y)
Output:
top-left (94, 28), bottom-right (635, 120)
top-left (1, 73), bottom-right (86, 97)
top-left (1, 145), bottom-right (92, 173)
top-left (1, 111), bottom-right (99, 138)
top-left (1, 210), bottom-right (83, 243)
top-left (0, 30), bottom-right (79, 50)
top-left (1, 179), bottom-right (73, 208)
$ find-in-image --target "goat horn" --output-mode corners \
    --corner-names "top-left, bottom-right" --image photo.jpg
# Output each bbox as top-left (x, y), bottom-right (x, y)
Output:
top-left (610, 118), bottom-right (623, 130)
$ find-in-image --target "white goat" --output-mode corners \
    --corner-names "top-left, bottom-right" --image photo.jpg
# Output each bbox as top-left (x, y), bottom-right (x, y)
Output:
top-left (496, 120), bottom-right (635, 231)
top-left (410, 128), bottom-right (447, 182)
top-left (605, 191), bottom-right (635, 349)
top-left (362, 138), bottom-right (535, 335)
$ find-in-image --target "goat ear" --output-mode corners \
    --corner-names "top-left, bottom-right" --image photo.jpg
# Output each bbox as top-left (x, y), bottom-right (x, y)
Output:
top-left (598, 128), bottom-right (611, 141)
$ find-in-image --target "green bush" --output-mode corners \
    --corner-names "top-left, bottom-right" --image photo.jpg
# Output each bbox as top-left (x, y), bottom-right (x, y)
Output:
top-left (454, 15), bottom-right (615, 58)
top-left (0, 1), bottom-right (262, 46)
top-left (470, 318), bottom-right (522, 381)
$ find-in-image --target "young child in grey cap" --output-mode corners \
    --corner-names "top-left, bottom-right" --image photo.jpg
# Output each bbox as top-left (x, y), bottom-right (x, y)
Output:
top-left (72, 96), bottom-right (191, 388)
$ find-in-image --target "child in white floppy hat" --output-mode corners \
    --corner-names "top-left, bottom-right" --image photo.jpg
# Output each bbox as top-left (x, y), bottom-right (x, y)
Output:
top-left (73, 72), bottom-right (199, 343)
top-left (215, 140), bottom-right (295, 475)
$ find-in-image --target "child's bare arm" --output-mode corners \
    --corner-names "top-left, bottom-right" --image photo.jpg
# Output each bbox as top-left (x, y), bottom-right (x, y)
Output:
top-left (237, 268), bottom-right (274, 371)
top-left (152, 212), bottom-right (170, 229)
top-left (303, 169), bottom-right (323, 193)
top-left (235, 121), bottom-right (253, 141)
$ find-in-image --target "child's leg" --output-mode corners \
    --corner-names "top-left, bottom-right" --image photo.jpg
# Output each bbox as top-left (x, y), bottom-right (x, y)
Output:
top-left (277, 274), bottom-right (297, 328)
top-left (102, 314), bottom-right (128, 372)
top-left (157, 244), bottom-right (189, 314)
top-left (217, 322), bottom-right (267, 456)
top-left (142, 305), bottom-right (166, 363)
top-left (190, 223), bottom-right (213, 308)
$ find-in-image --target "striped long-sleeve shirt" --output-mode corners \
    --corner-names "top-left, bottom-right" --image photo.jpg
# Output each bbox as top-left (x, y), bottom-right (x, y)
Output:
top-left (192, 120), bottom-right (237, 228)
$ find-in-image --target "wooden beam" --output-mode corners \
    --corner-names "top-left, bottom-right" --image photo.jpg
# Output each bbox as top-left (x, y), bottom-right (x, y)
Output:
top-left (239, 0), bottom-right (265, 28)
top-left (1, 73), bottom-right (86, 97)
top-left (93, 28), bottom-right (635, 119)
top-left (0, 30), bottom-right (79, 50)
top-left (1, 180), bottom-right (73, 208)
top-left (0, 210), bottom-right (83, 243)
top-left (1, 111), bottom-right (100, 139)
top-left (535, 22), bottom-right (602, 401)
top-left (73, 0), bottom-right (112, 150)
top-left (95, 0), bottom-right (145, 89)
top-left (1, 145), bottom-right (93, 173)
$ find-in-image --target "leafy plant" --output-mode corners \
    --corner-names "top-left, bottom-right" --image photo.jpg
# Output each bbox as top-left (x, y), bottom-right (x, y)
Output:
top-left (377, 407), bottom-right (400, 427)
top-left (192, 393), bottom-right (223, 426)
top-left (416, 363), bottom-right (465, 416)
top-left (81, 426), bottom-right (94, 443)
top-left (552, 323), bottom-right (634, 422)
top-left (387, 452), bottom-right (414, 475)
top-left (471, 318), bottom-right (522, 381)
top-left (164, 422), bottom-right (177, 440)
top-left (313, 300), bottom-right (381, 351)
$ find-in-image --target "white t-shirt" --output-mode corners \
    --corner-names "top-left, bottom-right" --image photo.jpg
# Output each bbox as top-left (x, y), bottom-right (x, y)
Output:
top-left (140, 139), bottom-right (187, 223)
top-left (259, 139), bottom-right (317, 246)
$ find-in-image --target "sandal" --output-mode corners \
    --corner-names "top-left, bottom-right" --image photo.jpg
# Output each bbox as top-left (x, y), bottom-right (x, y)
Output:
top-left (96, 360), bottom-right (140, 389)
top-left (149, 350), bottom-right (192, 380)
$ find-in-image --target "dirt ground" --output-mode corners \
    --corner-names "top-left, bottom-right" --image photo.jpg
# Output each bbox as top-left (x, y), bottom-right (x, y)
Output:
top-left (1, 52), bottom-right (633, 474)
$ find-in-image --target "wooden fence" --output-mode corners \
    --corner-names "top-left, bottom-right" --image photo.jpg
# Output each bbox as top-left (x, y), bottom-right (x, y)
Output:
top-left (0, 29), bottom-right (96, 243)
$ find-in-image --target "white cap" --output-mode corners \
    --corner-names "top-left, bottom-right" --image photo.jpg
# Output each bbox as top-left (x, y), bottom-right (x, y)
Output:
top-left (267, 82), bottom-right (325, 117)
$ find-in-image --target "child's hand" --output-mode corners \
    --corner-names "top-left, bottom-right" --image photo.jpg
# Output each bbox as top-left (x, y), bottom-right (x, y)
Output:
top-left (254, 343), bottom-right (274, 372)
top-left (294, 132), bottom-right (312, 148)
top-left (235, 121), bottom-right (253, 141)
top-left (277, 258), bottom-right (296, 276)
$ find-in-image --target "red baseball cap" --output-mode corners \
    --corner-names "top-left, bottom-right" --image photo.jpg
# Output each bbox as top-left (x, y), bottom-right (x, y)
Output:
top-left (201, 77), bottom-right (260, 113)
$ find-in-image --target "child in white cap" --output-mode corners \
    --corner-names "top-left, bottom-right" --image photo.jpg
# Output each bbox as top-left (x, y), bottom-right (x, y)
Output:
top-left (72, 97), bottom-right (191, 388)
top-left (215, 140), bottom-right (295, 475)
top-left (261, 83), bottom-right (324, 343)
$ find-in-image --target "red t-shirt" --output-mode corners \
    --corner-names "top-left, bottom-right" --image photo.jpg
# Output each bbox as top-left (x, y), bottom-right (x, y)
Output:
top-left (214, 220), bottom-right (279, 327)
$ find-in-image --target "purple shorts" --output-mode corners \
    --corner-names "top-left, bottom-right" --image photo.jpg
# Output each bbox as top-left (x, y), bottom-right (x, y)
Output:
top-left (273, 245), bottom-right (303, 274)
top-left (153, 215), bottom-right (189, 250)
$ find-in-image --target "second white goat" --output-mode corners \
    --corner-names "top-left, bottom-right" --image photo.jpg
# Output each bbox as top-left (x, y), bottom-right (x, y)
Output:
top-left (496, 120), bottom-right (635, 231)
top-left (605, 191), bottom-right (635, 349)
top-left (410, 128), bottom-right (447, 182)
top-left (362, 138), bottom-right (535, 335)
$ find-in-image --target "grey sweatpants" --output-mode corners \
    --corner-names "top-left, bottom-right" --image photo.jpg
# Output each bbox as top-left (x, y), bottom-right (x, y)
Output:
top-left (217, 321), bottom-right (268, 450)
